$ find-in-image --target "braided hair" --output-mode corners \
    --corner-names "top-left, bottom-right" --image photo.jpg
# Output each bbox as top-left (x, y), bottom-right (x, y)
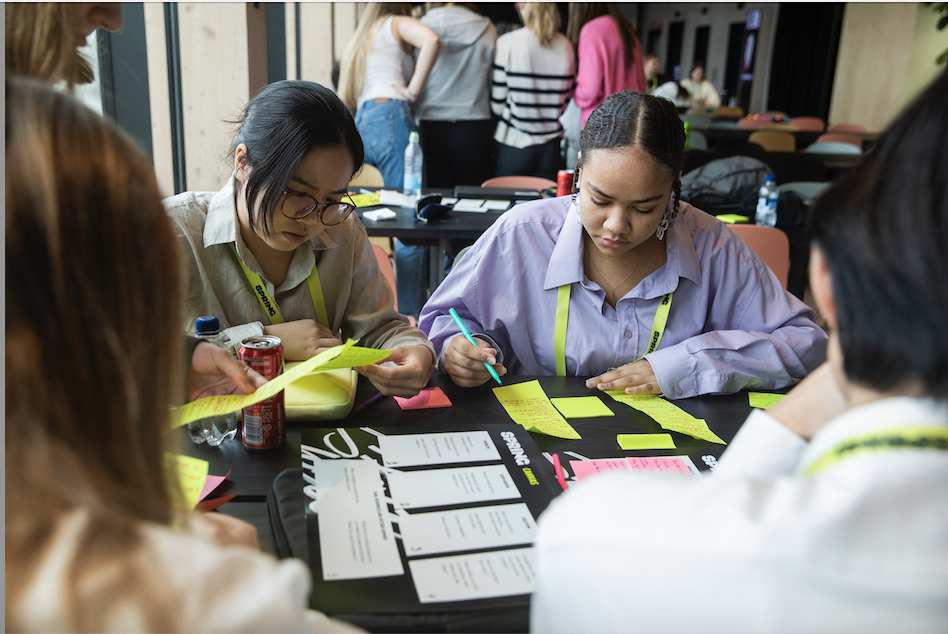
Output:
top-left (578, 90), bottom-right (686, 229)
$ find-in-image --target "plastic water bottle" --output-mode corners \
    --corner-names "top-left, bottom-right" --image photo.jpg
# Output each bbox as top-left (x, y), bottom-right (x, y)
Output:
top-left (403, 131), bottom-right (423, 199)
top-left (755, 174), bottom-right (778, 227)
top-left (187, 316), bottom-right (240, 446)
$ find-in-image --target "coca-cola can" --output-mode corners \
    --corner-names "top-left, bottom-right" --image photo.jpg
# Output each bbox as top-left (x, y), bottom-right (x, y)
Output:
top-left (239, 335), bottom-right (285, 450)
top-left (556, 169), bottom-right (575, 197)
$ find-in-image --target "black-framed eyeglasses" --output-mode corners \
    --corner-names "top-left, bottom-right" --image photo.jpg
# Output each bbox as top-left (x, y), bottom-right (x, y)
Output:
top-left (280, 189), bottom-right (357, 225)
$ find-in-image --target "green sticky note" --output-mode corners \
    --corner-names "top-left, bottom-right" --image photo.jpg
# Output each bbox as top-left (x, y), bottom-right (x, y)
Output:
top-left (349, 192), bottom-right (380, 207)
top-left (550, 396), bottom-right (615, 419)
top-left (605, 391), bottom-right (727, 445)
top-left (749, 392), bottom-right (786, 409)
top-left (167, 454), bottom-right (209, 511)
top-left (617, 433), bottom-right (677, 450)
top-left (717, 214), bottom-right (750, 224)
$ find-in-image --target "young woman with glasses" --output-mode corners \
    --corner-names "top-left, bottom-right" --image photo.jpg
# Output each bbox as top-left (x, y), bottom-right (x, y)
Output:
top-left (165, 80), bottom-right (435, 398)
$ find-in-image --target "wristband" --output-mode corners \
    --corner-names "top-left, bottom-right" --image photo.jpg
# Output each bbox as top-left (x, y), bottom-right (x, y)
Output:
top-left (406, 87), bottom-right (418, 101)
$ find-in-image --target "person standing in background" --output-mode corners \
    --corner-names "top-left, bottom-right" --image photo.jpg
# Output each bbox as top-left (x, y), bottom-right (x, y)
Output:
top-left (414, 2), bottom-right (498, 188)
top-left (491, 2), bottom-right (575, 181)
top-left (395, 2), bottom-right (498, 320)
top-left (567, 3), bottom-right (646, 129)
top-left (680, 61), bottom-right (721, 109)
top-left (338, 2), bottom-right (440, 191)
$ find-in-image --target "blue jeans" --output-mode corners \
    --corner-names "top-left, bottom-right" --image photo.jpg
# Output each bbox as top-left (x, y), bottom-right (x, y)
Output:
top-left (354, 99), bottom-right (416, 189)
top-left (355, 99), bottom-right (428, 317)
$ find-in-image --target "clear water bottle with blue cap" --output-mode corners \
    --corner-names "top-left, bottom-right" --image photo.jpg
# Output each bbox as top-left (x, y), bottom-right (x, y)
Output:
top-left (403, 131), bottom-right (423, 199)
top-left (755, 174), bottom-right (778, 227)
top-left (187, 316), bottom-right (240, 446)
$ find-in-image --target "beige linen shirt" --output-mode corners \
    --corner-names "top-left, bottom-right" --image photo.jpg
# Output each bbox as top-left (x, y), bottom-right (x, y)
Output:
top-left (164, 176), bottom-right (433, 358)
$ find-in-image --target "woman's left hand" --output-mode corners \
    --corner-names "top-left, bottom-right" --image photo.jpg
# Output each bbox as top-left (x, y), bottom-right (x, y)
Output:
top-left (586, 359), bottom-right (662, 395)
top-left (356, 345), bottom-right (435, 398)
top-left (390, 82), bottom-right (416, 104)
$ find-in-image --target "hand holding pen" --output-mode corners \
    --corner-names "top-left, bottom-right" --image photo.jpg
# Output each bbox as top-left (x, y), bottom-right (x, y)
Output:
top-left (443, 308), bottom-right (506, 388)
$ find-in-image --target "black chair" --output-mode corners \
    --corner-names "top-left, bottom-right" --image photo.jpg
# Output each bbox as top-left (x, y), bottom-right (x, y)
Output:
top-left (760, 152), bottom-right (827, 185)
top-left (711, 139), bottom-right (768, 161)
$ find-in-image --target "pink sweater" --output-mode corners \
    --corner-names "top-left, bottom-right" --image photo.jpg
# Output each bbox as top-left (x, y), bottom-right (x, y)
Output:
top-left (574, 15), bottom-right (646, 128)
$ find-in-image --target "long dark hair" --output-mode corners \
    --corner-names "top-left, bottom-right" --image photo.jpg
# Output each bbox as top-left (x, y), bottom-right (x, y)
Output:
top-left (579, 90), bottom-right (686, 226)
top-left (231, 80), bottom-right (365, 236)
top-left (6, 76), bottom-right (181, 630)
top-left (810, 69), bottom-right (948, 397)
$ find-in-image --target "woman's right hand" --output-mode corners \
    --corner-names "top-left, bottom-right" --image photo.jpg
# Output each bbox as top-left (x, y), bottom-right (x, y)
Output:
top-left (444, 334), bottom-right (507, 388)
top-left (263, 319), bottom-right (342, 361)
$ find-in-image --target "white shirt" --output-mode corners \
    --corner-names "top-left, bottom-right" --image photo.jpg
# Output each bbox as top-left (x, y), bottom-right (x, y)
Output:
top-left (13, 509), bottom-right (364, 633)
top-left (531, 396), bottom-right (948, 633)
top-left (358, 16), bottom-right (414, 109)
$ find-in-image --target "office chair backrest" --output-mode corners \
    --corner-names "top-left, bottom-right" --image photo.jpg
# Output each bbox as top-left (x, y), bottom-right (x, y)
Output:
top-left (349, 164), bottom-right (385, 188)
top-left (826, 123), bottom-right (866, 134)
top-left (481, 175), bottom-right (557, 190)
top-left (711, 105), bottom-right (744, 119)
top-left (815, 133), bottom-right (862, 150)
top-left (787, 116), bottom-right (825, 132)
top-left (729, 224), bottom-right (790, 289)
top-left (749, 130), bottom-right (796, 153)
top-left (737, 117), bottom-right (768, 130)
top-left (805, 141), bottom-right (862, 155)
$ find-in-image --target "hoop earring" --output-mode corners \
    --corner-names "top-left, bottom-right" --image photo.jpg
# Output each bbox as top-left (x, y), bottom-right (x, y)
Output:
top-left (656, 208), bottom-right (670, 240)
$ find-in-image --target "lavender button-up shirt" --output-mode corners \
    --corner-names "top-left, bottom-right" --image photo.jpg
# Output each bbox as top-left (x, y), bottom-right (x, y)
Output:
top-left (419, 196), bottom-right (827, 398)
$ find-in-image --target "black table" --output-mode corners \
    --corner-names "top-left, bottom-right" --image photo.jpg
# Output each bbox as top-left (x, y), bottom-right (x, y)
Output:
top-left (359, 190), bottom-right (510, 290)
top-left (179, 374), bottom-right (756, 502)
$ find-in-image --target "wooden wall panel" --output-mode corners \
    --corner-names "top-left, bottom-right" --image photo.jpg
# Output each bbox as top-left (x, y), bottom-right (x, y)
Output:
top-left (829, 3), bottom-right (918, 132)
top-left (143, 3), bottom-right (174, 197)
top-left (299, 3), bottom-right (334, 87)
top-left (178, 3), bottom-right (250, 191)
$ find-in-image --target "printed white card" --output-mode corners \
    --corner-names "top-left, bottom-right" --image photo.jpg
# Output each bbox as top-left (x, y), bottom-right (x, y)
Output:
top-left (315, 460), bottom-right (404, 580)
top-left (387, 465), bottom-right (521, 509)
top-left (408, 548), bottom-right (536, 603)
top-left (379, 431), bottom-right (501, 467)
top-left (400, 503), bottom-right (537, 556)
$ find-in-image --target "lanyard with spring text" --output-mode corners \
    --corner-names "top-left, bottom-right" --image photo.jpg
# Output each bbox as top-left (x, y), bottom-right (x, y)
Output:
top-left (232, 245), bottom-right (329, 329)
top-left (553, 285), bottom-right (673, 376)
top-left (802, 426), bottom-right (948, 477)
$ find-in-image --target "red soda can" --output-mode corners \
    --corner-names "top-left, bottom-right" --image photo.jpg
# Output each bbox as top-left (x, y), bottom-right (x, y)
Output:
top-left (556, 169), bottom-right (575, 197)
top-left (239, 335), bottom-right (286, 450)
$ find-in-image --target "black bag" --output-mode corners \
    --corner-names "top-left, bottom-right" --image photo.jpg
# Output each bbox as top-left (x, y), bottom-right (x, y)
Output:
top-left (738, 190), bottom-right (809, 229)
top-left (680, 156), bottom-right (774, 210)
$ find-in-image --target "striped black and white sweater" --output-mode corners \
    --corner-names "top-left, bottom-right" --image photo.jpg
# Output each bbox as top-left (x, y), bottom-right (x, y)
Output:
top-left (491, 27), bottom-right (576, 149)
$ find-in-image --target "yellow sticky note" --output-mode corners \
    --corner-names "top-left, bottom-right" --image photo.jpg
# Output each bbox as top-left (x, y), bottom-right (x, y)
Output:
top-left (168, 454), bottom-right (209, 511)
top-left (172, 340), bottom-right (390, 428)
top-left (606, 392), bottom-right (726, 445)
top-left (493, 380), bottom-right (581, 439)
top-left (617, 433), bottom-right (677, 450)
top-left (749, 392), bottom-right (786, 409)
top-left (717, 214), bottom-right (750, 224)
top-left (349, 192), bottom-right (380, 207)
top-left (550, 396), bottom-right (615, 419)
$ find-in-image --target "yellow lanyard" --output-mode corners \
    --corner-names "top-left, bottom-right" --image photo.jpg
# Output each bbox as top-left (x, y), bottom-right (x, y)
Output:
top-left (553, 286), bottom-right (673, 376)
top-left (232, 245), bottom-right (329, 328)
top-left (803, 427), bottom-right (948, 477)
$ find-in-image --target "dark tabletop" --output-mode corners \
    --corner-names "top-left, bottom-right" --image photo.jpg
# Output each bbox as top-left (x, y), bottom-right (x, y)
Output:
top-left (177, 373), bottom-right (761, 501)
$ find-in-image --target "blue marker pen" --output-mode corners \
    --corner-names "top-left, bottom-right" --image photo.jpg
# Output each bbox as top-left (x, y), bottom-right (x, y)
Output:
top-left (448, 308), bottom-right (502, 385)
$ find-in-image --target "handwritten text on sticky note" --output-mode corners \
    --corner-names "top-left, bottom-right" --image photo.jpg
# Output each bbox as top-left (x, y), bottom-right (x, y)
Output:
top-left (493, 380), bottom-right (581, 439)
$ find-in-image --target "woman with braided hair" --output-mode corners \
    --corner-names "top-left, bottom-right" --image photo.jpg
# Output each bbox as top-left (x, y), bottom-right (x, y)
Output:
top-left (419, 90), bottom-right (826, 396)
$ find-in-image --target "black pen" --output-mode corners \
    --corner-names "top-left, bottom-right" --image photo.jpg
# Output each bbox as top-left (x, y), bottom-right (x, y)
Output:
top-left (351, 392), bottom-right (385, 416)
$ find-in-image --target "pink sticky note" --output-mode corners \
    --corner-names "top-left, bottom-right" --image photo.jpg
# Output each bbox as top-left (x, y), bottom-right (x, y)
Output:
top-left (393, 387), bottom-right (452, 410)
top-left (569, 459), bottom-right (632, 482)
top-left (625, 456), bottom-right (697, 475)
top-left (195, 493), bottom-right (238, 512)
top-left (199, 470), bottom-right (231, 501)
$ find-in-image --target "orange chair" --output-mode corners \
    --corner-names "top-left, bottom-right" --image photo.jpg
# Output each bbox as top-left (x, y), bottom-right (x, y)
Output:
top-left (816, 133), bottom-right (862, 150)
top-left (787, 116), bottom-right (825, 132)
top-left (749, 130), bottom-right (796, 152)
top-left (737, 117), bottom-right (768, 130)
top-left (372, 242), bottom-right (415, 325)
top-left (827, 123), bottom-right (866, 134)
top-left (729, 225), bottom-right (790, 289)
top-left (760, 123), bottom-right (799, 133)
top-left (711, 105), bottom-right (744, 119)
top-left (481, 175), bottom-right (557, 190)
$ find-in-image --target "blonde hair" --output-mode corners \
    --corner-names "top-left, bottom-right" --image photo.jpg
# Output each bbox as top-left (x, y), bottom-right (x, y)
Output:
top-left (522, 3), bottom-right (561, 48)
top-left (338, 2), bottom-right (413, 112)
top-left (5, 76), bottom-right (183, 631)
top-left (5, 2), bottom-right (95, 86)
